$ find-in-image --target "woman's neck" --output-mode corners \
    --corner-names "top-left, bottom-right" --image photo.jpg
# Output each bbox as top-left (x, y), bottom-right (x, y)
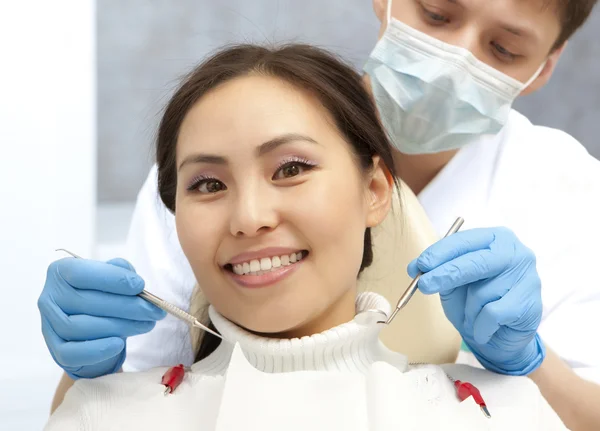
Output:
top-left (270, 287), bottom-right (358, 339)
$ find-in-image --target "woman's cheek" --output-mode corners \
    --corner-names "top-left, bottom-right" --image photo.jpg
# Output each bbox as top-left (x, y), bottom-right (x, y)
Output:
top-left (176, 207), bottom-right (215, 266)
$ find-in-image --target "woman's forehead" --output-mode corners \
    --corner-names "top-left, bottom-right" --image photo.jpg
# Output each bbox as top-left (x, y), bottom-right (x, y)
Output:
top-left (176, 75), bottom-right (341, 158)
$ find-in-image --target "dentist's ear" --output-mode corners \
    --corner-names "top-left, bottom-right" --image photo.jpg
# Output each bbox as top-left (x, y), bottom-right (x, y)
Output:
top-left (365, 156), bottom-right (394, 228)
top-left (520, 42), bottom-right (567, 96)
top-left (373, 0), bottom-right (387, 22)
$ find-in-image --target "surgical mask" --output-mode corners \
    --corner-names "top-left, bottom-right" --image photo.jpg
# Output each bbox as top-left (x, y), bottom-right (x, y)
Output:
top-left (363, 0), bottom-right (546, 154)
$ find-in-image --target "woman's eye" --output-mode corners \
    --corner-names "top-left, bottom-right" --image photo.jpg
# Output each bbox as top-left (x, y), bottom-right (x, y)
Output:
top-left (273, 161), bottom-right (314, 180)
top-left (492, 42), bottom-right (517, 60)
top-left (189, 178), bottom-right (226, 194)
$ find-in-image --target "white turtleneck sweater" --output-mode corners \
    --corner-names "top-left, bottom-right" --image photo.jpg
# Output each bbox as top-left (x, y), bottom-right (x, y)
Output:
top-left (45, 293), bottom-right (566, 431)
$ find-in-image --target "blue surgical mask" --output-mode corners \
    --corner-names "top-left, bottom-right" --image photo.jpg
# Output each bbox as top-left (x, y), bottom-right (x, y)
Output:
top-left (363, 0), bottom-right (545, 154)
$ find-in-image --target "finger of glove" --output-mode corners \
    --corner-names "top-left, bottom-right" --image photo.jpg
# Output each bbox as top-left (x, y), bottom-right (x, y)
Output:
top-left (472, 281), bottom-right (541, 345)
top-left (50, 257), bottom-right (145, 295)
top-left (47, 284), bottom-right (165, 321)
top-left (68, 354), bottom-right (126, 379)
top-left (42, 316), bottom-right (125, 368)
top-left (416, 228), bottom-right (499, 272)
top-left (418, 249), bottom-right (509, 295)
top-left (43, 261), bottom-right (165, 320)
top-left (463, 277), bottom-right (509, 338)
top-left (44, 305), bottom-right (157, 341)
top-left (438, 285), bottom-right (468, 331)
top-left (407, 259), bottom-right (420, 278)
top-left (106, 257), bottom-right (136, 272)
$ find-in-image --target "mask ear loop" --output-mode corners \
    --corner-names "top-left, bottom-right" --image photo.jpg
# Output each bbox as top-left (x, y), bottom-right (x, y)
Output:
top-left (386, 0), bottom-right (394, 26)
top-left (523, 60), bottom-right (547, 88)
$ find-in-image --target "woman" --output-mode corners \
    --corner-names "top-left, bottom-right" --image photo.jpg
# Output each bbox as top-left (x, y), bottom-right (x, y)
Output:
top-left (45, 44), bottom-right (564, 430)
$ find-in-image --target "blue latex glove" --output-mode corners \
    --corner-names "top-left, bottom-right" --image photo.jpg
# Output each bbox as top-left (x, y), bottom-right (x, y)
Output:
top-left (408, 227), bottom-right (546, 376)
top-left (38, 257), bottom-right (166, 379)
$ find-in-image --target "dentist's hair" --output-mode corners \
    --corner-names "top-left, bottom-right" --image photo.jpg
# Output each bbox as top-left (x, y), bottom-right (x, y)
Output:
top-left (553, 0), bottom-right (597, 50)
top-left (155, 44), bottom-right (399, 361)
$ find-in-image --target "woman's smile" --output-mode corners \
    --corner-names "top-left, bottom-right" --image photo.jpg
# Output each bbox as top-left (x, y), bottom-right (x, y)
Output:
top-left (223, 247), bottom-right (309, 288)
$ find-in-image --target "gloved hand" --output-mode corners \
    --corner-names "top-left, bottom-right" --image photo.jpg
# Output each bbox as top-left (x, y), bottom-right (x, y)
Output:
top-left (38, 257), bottom-right (166, 379)
top-left (409, 227), bottom-right (546, 376)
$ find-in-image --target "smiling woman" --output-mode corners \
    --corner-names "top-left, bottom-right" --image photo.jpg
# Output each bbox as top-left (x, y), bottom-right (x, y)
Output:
top-left (44, 44), bottom-right (566, 431)
top-left (156, 44), bottom-right (398, 347)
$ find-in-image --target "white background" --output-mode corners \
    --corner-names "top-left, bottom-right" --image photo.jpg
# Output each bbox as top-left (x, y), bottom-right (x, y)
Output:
top-left (0, 1), bottom-right (96, 428)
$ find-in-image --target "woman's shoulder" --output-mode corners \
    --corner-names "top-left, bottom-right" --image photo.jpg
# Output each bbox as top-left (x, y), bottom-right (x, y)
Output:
top-left (45, 367), bottom-right (225, 430)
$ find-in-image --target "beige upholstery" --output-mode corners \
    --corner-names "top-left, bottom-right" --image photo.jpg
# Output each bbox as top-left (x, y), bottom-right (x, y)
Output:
top-left (360, 182), bottom-right (461, 364)
top-left (189, 181), bottom-right (461, 364)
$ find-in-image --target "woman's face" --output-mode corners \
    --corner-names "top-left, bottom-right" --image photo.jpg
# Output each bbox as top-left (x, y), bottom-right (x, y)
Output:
top-left (175, 75), bottom-right (391, 337)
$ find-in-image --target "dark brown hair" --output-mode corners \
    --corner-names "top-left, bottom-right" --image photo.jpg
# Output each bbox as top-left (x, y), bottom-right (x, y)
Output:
top-left (552, 0), bottom-right (597, 50)
top-left (155, 44), bottom-right (399, 362)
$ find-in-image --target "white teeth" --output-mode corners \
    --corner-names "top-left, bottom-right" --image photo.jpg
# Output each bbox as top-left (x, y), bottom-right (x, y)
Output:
top-left (272, 256), bottom-right (281, 268)
top-left (260, 257), bottom-right (272, 271)
top-left (230, 252), bottom-right (305, 275)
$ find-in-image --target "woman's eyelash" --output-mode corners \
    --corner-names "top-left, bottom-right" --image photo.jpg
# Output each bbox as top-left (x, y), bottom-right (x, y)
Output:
top-left (275, 156), bottom-right (317, 171)
top-left (185, 158), bottom-right (316, 192)
top-left (186, 175), bottom-right (218, 191)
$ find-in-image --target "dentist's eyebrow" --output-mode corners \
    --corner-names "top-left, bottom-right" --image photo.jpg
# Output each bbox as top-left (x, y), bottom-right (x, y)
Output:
top-left (500, 24), bottom-right (538, 42)
top-left (178, 133), bottom-right (319, 171)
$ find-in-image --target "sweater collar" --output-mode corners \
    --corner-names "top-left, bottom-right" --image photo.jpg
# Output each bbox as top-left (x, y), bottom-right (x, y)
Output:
top-left (191, 292), bottom-right (408, 375)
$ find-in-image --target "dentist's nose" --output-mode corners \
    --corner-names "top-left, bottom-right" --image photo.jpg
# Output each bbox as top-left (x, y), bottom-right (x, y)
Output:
top-left (229, 186), bottom-right (279, 237)
top-left (445, 27), bottom-right (481, 58)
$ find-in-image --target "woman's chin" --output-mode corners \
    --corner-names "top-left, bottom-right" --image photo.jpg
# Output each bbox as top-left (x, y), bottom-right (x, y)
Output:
top-left (244, 321), bottom-right (307, 338)
top-left (232, 314), bottom-right (315, 339)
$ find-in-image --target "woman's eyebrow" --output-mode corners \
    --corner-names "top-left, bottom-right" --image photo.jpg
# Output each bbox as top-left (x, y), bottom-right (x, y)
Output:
top-left (178, 133), bottom-right (320, 171)
top-left (178, 154), bottom-right (227, 171)
top-left (256, 133), bottom-right (319, 157)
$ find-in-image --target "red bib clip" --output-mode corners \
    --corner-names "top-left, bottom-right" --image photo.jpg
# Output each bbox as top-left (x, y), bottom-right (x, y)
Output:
top-left (162, 364), bottom-right (185, 395)
top-left (454, 380), bottom-right (491, 418)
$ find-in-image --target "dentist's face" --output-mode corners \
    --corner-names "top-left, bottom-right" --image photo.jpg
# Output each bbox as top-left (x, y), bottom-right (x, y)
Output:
top-left (175, 75), bottom-right (389, 338)
top-left (373, 0), bottom-right (564, 92)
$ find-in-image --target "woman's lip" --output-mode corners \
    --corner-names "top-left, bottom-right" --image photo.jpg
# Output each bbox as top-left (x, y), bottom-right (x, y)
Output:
top-left (226, 247), bottom-right (305, 265)
top-left (225, 259), bottom-right (303, 288)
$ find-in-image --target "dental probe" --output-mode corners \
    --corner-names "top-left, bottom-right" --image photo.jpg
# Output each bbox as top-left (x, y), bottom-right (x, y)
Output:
top-left (384, 217), bottom-right (465, 325)
top-left (55, 249), bottom-right (223, 339)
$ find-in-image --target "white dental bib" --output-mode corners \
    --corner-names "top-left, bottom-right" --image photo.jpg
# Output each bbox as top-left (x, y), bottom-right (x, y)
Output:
top-left (45, 293), bottom-right (565, 431)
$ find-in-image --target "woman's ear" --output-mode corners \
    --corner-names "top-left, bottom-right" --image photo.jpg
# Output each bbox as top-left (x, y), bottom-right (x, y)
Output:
top-left (365, 155), bottom-right (394, 228)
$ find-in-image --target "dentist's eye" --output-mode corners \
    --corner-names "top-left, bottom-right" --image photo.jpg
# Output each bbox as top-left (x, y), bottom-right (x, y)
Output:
top-left (187, 176), bottom-right (227, 194)
top-left (491, 42), bottom-right (518, 61)
top-left (420, 4), bottom-right (449, 24)
top-left (272, 158), bottom-right (317, 180)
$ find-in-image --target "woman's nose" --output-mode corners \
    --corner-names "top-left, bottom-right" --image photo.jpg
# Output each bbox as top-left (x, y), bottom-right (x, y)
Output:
top-left (229, 188), bottom-right (279, 237)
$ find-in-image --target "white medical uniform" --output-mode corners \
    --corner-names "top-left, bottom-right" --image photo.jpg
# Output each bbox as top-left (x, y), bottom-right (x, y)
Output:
top-left (123, 109), bottom-right (600, 382)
